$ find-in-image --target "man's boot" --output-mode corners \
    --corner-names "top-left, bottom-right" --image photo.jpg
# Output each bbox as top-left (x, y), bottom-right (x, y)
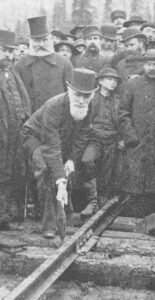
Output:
top-left (80, 198), bottom-right (98, 218)
top-left (80, 179), bottom-right (98, 218)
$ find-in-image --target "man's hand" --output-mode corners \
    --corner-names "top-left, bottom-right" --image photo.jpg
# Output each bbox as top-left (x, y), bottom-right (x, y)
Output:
top-left (32, 147), bottom-right (47, 179)
top-left (56, 178), bottom-right (68, 207)
top-left (64, 160), bottom-right (75, 177)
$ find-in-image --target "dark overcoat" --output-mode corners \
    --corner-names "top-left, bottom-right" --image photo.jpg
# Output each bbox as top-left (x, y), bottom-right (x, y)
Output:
top-left (15, 53), bottom-right (73, 112)
top-left (0, 66), bottom-right (31, 223)
top-left (119, 74), bottom-right (155, 193)
top-left (21, 93), bottom-right (93, 182)
top-left (116, 55), bottom-right (144, 81)
top-left (73, 50), bottom-right (107, 73)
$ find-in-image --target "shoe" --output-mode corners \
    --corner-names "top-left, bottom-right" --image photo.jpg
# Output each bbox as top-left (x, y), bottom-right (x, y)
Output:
top-left (80, 199), bottom-right (98, 218)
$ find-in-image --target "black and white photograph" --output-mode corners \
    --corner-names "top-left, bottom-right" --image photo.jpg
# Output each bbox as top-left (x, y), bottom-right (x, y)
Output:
top-left (0, 0), bottom-right (155, 299)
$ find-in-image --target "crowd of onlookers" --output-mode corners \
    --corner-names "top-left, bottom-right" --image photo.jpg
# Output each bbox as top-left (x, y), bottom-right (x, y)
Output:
top-left (0, 9), bottom-right (155, 236)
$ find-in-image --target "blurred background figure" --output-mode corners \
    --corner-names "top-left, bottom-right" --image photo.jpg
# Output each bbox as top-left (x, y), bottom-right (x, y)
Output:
top-left (54, 40), bottom-right (79, 61)
top-left (14, 37), bottom-right (29, 63)
top-left (50, 29), bottom-right (66, 45)
top-left (74, 39), bottom-right (86, 54)
top-left (70, 25), bottom-right (85, 38)
top-left (111, 10), bottom-right (126, 31)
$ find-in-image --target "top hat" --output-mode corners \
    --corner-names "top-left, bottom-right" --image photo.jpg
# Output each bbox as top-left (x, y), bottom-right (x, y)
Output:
top-left (140, 22), bottom-right (155, 31)
top-left (28, 16), bottom-right (49, 38)
top-left (67, 68), bottom-right (98, 94)
top-left (54, 40), bottom-right (79, 55)
top-left (97, 67), bottom-right (121, 82)
top-left (70, 25), bottom-right (86, 36)
top-left (82, 26), bottom-right (102, 39)
top-left (0, 30), bottom-right (16, 49)
top-left (100, 23), bottom-right (117, 40)
top-left (121, 27), bottom-right (146, 42)
top-left (124, 16), bottom-right (146, 28)
top-left (111, 10), bottom-right (126, 22)
top-left (51, 29), bottom-right (66, 40)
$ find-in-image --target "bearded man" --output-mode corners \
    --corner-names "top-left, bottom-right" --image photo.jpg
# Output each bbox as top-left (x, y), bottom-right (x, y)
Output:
top-left (116, 27), bottom-right (146, 81)
top-left (0, 30), bottom-right (31, 229)
top-left (15, 16), bottom-right (72, 113)
top-left (74, 26), bottom-right (106, 73)
top-left (119, 49), bottom-right (155, 217)
top-left (21, 68), bottom-right (98, 235)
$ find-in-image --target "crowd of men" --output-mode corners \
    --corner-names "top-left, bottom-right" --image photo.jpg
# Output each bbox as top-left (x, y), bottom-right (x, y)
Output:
top-left (0, 9), bottom-right (155, 236)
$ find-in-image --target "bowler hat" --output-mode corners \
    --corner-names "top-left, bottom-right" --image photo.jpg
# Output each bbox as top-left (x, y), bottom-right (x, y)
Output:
top-left (82, 26), bottom-right (102, 39)
top-left (111, 10), bottom-right (126, 22)
top-left (100, 23), bottom-right (117, 40)
top-left (70, 25), bottom-right (86, 36)
top-left (138, 49), bottom-right (155, 61)
top-left (54, 40), bottom-right (79, 55)
top-left (124, 16), bottom-right (146, 28)
top-left (0, 30), bottom-right (16, 49)
top-left (121, 27), bottom-right (146, 42)
top-left (28, 16), bottom-right (49, 38)
top-left (64, 34), bottom-right (77, 41)
top-left (66, 68), bottom-right (98, 94)
top-left (97, 67), bottom-right (121, 82)
top-left (51, 29), bottom-right (66, 40)
top-left (140, 22), bottom-right (155, 31)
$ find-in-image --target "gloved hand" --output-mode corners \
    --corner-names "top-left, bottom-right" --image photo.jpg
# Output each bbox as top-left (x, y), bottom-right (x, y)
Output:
top-left (117, 140), bottom-right (125, 150)
top-left (56, 178), bottom-right (68, 207)
top-left (64, 160), bottom-right (75, 177)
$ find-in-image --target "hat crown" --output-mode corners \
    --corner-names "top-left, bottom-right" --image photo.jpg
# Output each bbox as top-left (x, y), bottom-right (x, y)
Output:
top-left (98, 67), bottom-right (120, 80)
top-left (122, 27), bottom-right (146, 41)
top-left (0, 30), bottom-right (16, 48)
top-left (28, 16), bottom-right (49, 38)
top-left (111, 10), bottom-right (126, 21)
top-left (144, 49), bottom-right (155, 59)
top-left (128, 15), bottom-right (144, 22)
top-left (69, 68), bottom-right (96, 93)
top-left (101, 23), bottom-right (117, 38)
top-left (82, 25), bottom-right (101, 39)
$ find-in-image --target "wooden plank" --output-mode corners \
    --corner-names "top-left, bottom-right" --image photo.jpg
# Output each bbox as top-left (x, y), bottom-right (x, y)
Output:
top-left (69, 252), bottom-right (155, 290)
top-left (95, 236), bottom-right (155, 256)
top-left (0, 287), bottom-right (10, 300)
top-left (5, 195), bottom-right (129, 300)
top-left (43, 282), bottom-right (155, 300)
top-left (109, 216), bottom-right (142, 232)
top-left (102, 230), bottom-right (155, 241)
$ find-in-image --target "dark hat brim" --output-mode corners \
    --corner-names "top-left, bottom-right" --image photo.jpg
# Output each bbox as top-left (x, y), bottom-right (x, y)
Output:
top-left (123, 20), bottom-right (146, 27)
top-left (97, 72), bottom-right (122, 82)
top-left (120, 33), bottom-right (146, 42)
top-left (102, 34), bottom-right (117, 41)
top-left (66, 80), bottom-right (99, 94)
top-left (54, 41), bottom-right (80, 55)
top-left (0, 42), bottom-right (16, 49)
top-left (30, 32), bottom-right (50, 39)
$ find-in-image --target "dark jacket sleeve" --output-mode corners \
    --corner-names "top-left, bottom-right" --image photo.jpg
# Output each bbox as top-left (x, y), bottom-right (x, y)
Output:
top-left (119, 82), bottom-right (139, 146)
top-left (41, 101), bottom-right (65, 181)
top-left (21, 107), bottom-right (43, 158)
top-left (63, 59), bottom-right (73, 91)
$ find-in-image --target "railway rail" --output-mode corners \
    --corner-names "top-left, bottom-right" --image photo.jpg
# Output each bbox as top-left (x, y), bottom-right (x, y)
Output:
top-left (4, 195), bottom-right (130, 300)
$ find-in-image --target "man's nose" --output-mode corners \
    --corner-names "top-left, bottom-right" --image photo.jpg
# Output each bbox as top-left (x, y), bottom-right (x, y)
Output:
top-left (78, 96), bottom-right (85, 104)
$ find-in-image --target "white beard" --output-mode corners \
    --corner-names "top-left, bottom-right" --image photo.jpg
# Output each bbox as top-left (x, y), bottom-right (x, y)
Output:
top-left (29, 40), bottom-right (54, 57)
top-left (70, 104), bottom-right (89, 121)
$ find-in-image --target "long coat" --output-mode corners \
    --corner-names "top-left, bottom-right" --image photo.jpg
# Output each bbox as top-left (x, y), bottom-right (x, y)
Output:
top-left (15, 53), bottom-right (73, 113)
top-left (116, 55), bottom-right (144, 81)
top-left (119, 74), bottom-right (155, 194)
top-left (73, 50), bottom-right (107, 73)
top-left (21, 93), bottom-right (93, 182)
top-left (0, 66), bottom-right (31, 223)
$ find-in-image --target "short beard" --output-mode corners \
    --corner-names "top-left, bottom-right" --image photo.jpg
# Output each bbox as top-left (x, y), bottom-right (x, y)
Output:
top-left (70, 104), bottom-right (89, 121)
